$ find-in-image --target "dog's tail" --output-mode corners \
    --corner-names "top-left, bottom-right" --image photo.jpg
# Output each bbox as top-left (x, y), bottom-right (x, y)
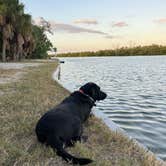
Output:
top-left (57, 148), bottom-right (93, 165)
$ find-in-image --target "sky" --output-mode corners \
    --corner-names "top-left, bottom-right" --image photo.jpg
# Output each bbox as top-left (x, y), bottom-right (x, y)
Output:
top-left (20, 0), bottom-right (166, 53)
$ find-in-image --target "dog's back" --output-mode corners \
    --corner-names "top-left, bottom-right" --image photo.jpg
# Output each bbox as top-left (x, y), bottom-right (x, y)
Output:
top-left (36, 108), bottom-right (80, 141)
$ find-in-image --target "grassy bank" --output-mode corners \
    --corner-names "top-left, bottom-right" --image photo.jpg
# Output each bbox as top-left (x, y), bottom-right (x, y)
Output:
top-left (0, 61), bottom-right (165, 166)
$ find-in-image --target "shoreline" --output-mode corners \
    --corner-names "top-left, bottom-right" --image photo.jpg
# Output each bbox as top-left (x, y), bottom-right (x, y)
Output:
top-left (0, 61), bottom-right (165, 166)
top-left (53, 61), bottom-right (165, 164)
top-left (57, 54), bottom-right (166, 58)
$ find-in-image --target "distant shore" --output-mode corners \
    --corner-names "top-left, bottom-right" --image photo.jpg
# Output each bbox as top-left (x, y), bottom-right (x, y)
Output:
top-left (57, 44), bottom-right (166, 57)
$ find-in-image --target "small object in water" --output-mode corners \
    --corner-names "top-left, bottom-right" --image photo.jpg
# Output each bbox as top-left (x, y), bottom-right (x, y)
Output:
top-left (60, 60), bottom-right (65, 63)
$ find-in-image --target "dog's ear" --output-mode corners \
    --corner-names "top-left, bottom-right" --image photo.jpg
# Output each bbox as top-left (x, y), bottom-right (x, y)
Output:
top-left (80, 84), bottom-right (90, 95)
top-left (80, 83), bottom-right (94, 94)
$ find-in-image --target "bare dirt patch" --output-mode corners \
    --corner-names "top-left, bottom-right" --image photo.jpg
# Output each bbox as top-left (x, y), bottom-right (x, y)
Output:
top-left (0, 68), bottom-right (23, 96)
top-left (0, 63), bottom-right (42, 70)
top-left (0, 69), bottom-right (23, 84)
top-left (0, 63), bottom-right (42, 96)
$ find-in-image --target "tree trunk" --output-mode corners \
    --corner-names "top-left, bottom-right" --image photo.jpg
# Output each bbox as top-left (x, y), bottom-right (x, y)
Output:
top-left (13, 53), bottom-right (17, 61)
top-left (16, 33), bottom-right (24, 61)
top-left (2, 39), bottom-right (6, 62)
top-left (2, 24), bottom-right (11, 62)
top-left (13, 44), bottom-right (17, 61)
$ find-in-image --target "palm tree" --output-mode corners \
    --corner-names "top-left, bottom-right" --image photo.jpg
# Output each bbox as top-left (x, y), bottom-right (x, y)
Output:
top-left (0, 0), bottom-right (30, 61)
top-left (0, 0), bottom-right (20, 61)
top-left (0, 1), bottom-right (9, 61)
top-left (19, 14), bottom-right (33, 59)
top-left (0, 0), bottom-right (54, 61)
top-left (9, 1), bottom-right (25, 61)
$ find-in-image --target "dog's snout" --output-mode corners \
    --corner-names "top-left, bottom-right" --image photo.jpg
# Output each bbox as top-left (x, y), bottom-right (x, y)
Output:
top-left (100, 91), bottom-right (107, 100)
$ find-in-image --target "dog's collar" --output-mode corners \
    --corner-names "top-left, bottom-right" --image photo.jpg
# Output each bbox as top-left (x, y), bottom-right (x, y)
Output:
top-left (79, 89), bottom-right (96, 106)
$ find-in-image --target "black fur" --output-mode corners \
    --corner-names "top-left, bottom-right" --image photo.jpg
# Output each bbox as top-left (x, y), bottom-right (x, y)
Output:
top-left (35, 82), bottom-right (107, 165)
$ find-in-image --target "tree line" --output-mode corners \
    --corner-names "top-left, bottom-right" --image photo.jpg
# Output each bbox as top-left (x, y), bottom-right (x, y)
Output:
top-left (58, 44), bottom-right (166, 57)
top-left (0, 0), bottom-right (54, 62)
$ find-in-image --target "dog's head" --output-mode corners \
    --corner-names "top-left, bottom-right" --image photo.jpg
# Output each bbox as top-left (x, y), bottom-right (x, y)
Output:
top-left (80, 82), bottom-right (107, 101)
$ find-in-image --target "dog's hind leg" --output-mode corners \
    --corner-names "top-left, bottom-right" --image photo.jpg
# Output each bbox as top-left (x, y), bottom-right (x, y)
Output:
top-left (36, 131), bottom-right (47, 144)
top-left (65, 139), bottom-right (76, 147)
top-left (47, 134), bottom-right (93, 165)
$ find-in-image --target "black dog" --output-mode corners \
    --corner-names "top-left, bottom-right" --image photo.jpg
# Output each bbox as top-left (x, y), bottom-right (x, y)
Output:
top-left (35, 82), bottom-right (107, 165)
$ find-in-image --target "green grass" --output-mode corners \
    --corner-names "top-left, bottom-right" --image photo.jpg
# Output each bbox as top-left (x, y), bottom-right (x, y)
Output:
top-left (0, 61), bottom-right (165, 166)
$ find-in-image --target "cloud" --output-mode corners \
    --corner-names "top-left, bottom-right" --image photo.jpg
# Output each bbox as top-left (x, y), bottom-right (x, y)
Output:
top-left (104, 35), bottom-right (114, 39)
top-left (33, 17), bottom-right (120, 40)
top-left (125, 14), bottom-right (136, 18)
top-left (33, 17), bottom-right (107, 35)
top-left (153, 18), bottom-right (166, 24)
top-left (51, 22), bottom-right (106, 35)
top-left (112, 21), bottom-right (128, 27)
top-left (104, 35), bottom-right (121, 39)
top-left (73, 19), bottom-right (98, 25)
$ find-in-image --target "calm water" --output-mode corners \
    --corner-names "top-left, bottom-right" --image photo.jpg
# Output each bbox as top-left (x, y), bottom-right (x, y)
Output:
top-left (58, 56), bottom-right (166, 160)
